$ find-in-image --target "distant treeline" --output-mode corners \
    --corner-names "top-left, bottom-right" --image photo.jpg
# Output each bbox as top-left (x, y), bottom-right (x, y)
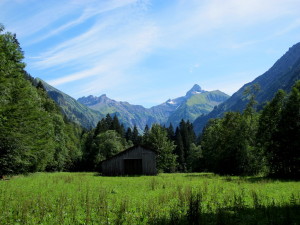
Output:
top-left (0, 25), bottom-right (299, 179)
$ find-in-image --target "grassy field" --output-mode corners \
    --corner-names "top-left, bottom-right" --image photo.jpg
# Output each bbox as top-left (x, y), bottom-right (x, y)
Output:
top-left (0, 173), bottom-right (299, 225)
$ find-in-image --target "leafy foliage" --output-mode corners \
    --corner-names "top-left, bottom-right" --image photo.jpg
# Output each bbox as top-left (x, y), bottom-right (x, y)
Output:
top-left (200, 82), bottom-right (300, 178)
top-left (262, 81), bottom-right (300, 178)
top-left (80, 114), bottom-right (132, 171)
top-left (172, 120), bottom-right (200, 172)
top-left (0, 25), bottom-right (82, 176)
top-left (143, 124), bottom-right (177, 172)
top-left (266, 82), bottom-right (300, 178)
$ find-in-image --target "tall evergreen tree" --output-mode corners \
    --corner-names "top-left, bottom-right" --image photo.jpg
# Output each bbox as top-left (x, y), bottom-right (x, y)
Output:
top-left (167, 123), bottom-right (175, 141)
top-left (142, 124), bottom-right (150, 144)
top-left (174, 127), bottom-right (185, 171)
top-left (256, 90), bottom-right (286, 174)
top-left (94, 118), bottom-right (107, 137)
top-left (272, 81), bottom-right (300, 178)
top-left (111, 114), bottom-right (125, 137)
top-left (174, 120), bottom-right (197, 171)
top-left (132, 125), bottom-right (141, 146)
top-left (125, 127), bottom-right (133, 142)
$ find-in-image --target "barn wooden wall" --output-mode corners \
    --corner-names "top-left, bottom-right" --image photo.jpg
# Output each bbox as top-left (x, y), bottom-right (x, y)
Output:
top-left (101, 146), bottom-right (157, 176)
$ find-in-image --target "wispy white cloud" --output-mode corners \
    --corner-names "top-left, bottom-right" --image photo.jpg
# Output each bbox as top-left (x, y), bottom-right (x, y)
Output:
top-left (10, 2), bottom-right (79, 38)
top-left (157, 0), bottom-right (300, 48)
top-left (29, 0), bottom-right (138, 44)
top-left (20, 0), bottom-right (155, 90)
top-left (45, 19), bottom-right (158, 85)
top-left (274, 18), bottom-right (300, 36)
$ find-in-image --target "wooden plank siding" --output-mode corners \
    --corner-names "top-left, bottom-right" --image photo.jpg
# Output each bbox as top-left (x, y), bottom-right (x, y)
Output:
top-left (101, 146), bottom-right (157, 176)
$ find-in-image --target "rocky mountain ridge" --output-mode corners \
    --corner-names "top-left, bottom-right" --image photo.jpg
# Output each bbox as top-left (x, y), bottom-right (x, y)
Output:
top-left (77, 84), bottom-right (229, 130)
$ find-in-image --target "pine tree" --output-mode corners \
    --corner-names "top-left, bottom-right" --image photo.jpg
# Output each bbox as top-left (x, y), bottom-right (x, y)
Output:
top-left (94, 119), bottom-right (107, 137)
top-left (111, 114), bottom-right (125, 137)
top-left (125, 127), bottom-right (133, 142)
top-left (175, 120), bottom-right (197, 171)
top-left (272, 81), bottom-right (300, 178)
top-left (132, 125), bottom-right (141, 146)
top-left (174, 127), bottom-right (185, 171)
top-left (256, 90), bottom-right (286, 174)
top-left (167, 123), bottom-right (175, 141)
top-left (142, 125), bottom-right (150, 144)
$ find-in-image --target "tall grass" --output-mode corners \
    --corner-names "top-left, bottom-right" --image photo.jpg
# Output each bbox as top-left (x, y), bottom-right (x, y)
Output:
top-left (0, 173), bottom-right (299, 224)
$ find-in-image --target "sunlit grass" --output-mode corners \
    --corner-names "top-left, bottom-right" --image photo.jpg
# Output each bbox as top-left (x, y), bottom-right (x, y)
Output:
top-left (0, 172), bottom-right (299, 224)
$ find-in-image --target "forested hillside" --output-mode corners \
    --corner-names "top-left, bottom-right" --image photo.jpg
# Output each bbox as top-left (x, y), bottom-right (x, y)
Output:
top-left (0, 25), bottom-right (82, 176)
top-left (40, 79), bottom-right (103, 129)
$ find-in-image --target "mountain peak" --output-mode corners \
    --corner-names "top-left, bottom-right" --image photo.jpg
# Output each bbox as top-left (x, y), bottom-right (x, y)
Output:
top-left (290, 42), bottom-right (300, 50)
top-left (77, 94), bottom-right (108, 106)
top-left (186, 84), bottom-right (205, 97)
top-left (191, 84), bottom-right (202, 91)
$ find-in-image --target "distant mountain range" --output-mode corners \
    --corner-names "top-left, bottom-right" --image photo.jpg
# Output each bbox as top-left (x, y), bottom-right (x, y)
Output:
top-left (193, 42), bottom-right (300, 134)
top-left (41, 81), bottom-right (228, 131)
top-left (77, 84), bottom-right (229, 131)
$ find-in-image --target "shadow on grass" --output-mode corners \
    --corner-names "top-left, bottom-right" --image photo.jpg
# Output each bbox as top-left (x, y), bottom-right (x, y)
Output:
top-left (149, 204), bottom-right (300, 225)
top-left (225, 176), bottom-right (300, 184)
top-left (94, 172), bottom-right (144, 177)
top-left (184, 173), bottom-right (217, 178)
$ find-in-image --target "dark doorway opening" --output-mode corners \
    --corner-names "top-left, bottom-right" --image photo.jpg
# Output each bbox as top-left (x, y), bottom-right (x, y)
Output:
top-left (124, 159), bottom-right (143, 175)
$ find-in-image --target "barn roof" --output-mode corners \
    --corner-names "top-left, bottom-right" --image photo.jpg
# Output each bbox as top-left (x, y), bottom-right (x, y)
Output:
top-left (100, 145), bottom-right (157, 163)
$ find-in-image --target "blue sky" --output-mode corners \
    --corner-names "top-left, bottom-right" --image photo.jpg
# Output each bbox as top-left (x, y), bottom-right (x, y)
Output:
top-left (1, 0), bottom-right (300, 107)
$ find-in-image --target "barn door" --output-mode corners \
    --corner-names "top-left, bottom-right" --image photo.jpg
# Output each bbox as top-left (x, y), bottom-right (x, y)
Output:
top-left (124, 159), bottom-right (143, 175)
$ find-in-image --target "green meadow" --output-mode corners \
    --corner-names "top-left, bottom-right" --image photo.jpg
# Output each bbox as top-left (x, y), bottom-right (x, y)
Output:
top-left (0, 173), bottom-right (299, 225)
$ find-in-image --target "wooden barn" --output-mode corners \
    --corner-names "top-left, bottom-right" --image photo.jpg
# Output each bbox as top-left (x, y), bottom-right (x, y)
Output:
top-left (100, 145), bottom-right (157, 176)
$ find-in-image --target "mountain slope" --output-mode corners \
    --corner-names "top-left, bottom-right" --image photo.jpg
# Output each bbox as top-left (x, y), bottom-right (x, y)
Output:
top-left (167, 90), bottom-right (229, 127)
top-left (193, 42), bottom-right (300, 134)
top-left (78, 94), bottom-right (164, 131)
top-left (39, 79), bottom-right (103, 129)
top-left (150, 84), bottom-right (205, 118)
